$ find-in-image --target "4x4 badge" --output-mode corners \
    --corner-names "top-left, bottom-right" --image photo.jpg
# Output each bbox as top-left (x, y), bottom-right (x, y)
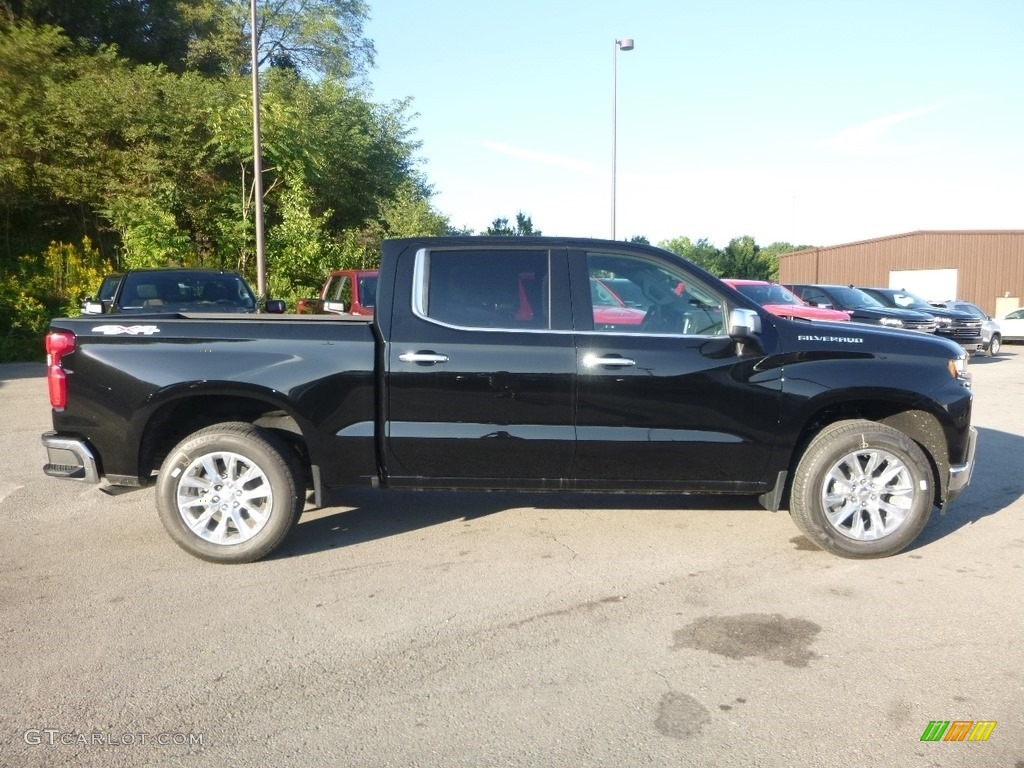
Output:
top-left (91, 325), bottom-right (161, 336)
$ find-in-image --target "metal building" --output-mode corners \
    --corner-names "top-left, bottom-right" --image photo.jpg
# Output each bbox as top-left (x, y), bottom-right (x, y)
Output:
top-left (778, 230), bottom-right (1024, 317)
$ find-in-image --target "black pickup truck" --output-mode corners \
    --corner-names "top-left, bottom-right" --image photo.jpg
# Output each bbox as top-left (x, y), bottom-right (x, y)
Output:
top-left (41, 237), bottom-right (977, 563)
top-left (79, 268), bottom-right (286, 315)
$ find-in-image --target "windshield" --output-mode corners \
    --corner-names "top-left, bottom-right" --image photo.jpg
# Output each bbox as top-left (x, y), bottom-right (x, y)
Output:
top-left (98, 276), bottom-right (122, 301)
top-left (735, 283), bottom-right (802, 307)
top-left (590, 278), bottom-right (625, 307)
top-left (830, 286), bottom-right (884, 309)
top-left (886, 290), bottom-right (933, 310)
top-left (119, 272), bottom-right (257, 312)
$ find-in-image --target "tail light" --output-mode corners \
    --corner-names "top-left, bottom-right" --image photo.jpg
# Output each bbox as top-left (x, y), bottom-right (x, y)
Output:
top-left (45, 330), bottom-right (75, 410)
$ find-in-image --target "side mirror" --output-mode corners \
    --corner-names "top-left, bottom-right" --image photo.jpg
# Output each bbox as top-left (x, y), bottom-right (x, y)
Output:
top-left (729, 308), bottom-right (761, 340)
top-left (729, 308), bottom-right (762, 354)
top-left (81, 300), bottom-right (105, 315)
top-left (265, 299), bottom-right (286, 314)
top-left (323, 300), bottom-right (347, 314)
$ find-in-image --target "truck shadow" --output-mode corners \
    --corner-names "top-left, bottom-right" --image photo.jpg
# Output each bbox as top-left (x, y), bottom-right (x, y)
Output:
top-left (275, 489), bottom-right (753, 560)
top-left (0, 362), bottom-right (46, 384)
top-left (907, 425), bottom-right (1024, 551)
top-left (275, 425), bottom-right (1022, 560)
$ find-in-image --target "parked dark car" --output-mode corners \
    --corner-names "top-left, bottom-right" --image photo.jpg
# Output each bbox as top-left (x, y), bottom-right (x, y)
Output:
top-left (81, 269), bottom-right (284, 315)
top-left (786, 284), bottom-right (937, 332)
top-left (860, 288), bottom-right (982, 354)
top-left (79, 273), bottom-right (123, 314)
top-left (933, 300), bottom-right (1002, 356)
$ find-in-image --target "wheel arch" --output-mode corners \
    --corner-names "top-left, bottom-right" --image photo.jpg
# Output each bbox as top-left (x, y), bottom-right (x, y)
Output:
top-left (136, 387), bottom-right (314, 489)
top-left (787, 399), bottom-right (949, 507)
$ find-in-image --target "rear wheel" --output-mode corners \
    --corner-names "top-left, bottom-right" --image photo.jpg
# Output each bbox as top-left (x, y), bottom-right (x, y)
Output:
top-left (156, 422), bottom-right (304, 563)
top-left (789, 420), bottom-right (933, 558)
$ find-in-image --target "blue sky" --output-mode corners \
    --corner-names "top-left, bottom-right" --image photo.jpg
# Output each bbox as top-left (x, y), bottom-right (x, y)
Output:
top-left (364, 0), bottom-right (1023, 247)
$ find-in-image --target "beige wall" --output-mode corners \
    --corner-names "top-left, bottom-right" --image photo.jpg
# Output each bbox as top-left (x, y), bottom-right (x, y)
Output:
top-left (778, 231), bottom-right (1024, 317)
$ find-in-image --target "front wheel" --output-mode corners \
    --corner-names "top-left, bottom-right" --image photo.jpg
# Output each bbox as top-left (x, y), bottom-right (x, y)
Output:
top-left (789, 420), bottom-right (934, 558)
top-left (156, 422), bottom-right (304, 564)
top-left (988, 334), bottom-right (1001, 356)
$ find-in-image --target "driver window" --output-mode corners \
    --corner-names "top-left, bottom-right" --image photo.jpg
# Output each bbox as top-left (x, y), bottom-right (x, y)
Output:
top-left (585, 252), bottom-right (727, 336)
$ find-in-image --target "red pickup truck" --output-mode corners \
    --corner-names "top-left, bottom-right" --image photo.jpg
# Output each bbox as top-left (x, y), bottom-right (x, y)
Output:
top-left (296, 269), bottom-right (378, 315)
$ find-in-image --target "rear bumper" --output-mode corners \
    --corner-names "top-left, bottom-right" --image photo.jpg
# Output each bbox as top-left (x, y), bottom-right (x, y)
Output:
top-left (946, 426), bottom-right (977, 502)
top-left (42, 432), bottom-right (100, 483)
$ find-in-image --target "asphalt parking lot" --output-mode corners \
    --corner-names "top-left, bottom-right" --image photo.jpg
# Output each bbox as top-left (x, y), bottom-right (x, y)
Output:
top-left (1, 351), bottom-right (1022, 768)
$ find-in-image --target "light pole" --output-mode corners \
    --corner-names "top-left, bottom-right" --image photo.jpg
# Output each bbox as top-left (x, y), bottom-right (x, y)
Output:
top-left (250, 0), bottom-right (267, 299)
top-left (611, 37), bottom-right (633, 241)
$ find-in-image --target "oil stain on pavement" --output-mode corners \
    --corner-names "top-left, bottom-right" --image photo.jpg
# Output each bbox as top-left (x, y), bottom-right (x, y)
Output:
top-left (672, 613), bottom-right (821, 668)
top-left (654, 692), bottom-right (711, 739)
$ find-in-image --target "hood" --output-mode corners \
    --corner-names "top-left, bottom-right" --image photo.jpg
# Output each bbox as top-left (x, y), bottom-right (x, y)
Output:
top-left (762, 304), bottom-right (850, 322)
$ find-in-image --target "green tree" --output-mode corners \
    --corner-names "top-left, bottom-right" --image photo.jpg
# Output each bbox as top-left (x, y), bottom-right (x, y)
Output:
top-left (266, 181), bottom-right (341, 293)
top-left (0, 9), bottom-right (441, 360)
top-left (486, 212), bottom-right (540, 236)
top-left (716, 236), bottom-right (773, 280)
top-left (758, 241), bottom-right (816, 281)
top-left (658, 236), bottom-right (722, 273)
top-left (181, 0), bottom-right (375, 79)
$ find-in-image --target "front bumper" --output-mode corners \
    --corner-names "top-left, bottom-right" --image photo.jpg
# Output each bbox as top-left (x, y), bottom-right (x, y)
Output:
top-left (42, 432), bottom-right (100, 484)
top-left (946, 426), bottom-right (977, 502)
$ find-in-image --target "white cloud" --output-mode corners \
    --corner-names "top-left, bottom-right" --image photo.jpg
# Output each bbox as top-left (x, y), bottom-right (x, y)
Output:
top-left (820, 103), bottom-right (950, 154)
top-left (482, 140), bottom-right (604, 177)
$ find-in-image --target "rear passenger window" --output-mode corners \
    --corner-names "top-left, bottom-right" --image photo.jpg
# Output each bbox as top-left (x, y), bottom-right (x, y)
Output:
top-left (418, 249), bottom-right (550, 330)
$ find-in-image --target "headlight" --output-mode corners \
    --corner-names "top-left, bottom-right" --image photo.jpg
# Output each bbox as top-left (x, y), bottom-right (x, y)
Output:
top-left (880, 317), bottom-right (903, 327)
top-left (948, 355), bottom-right (970, 385)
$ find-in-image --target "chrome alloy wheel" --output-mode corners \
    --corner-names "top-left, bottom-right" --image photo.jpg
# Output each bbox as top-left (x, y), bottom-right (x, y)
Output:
top-left (820, 448), bottom-right (915, 541)
top-left (175, 451), bottom-right (274, 545)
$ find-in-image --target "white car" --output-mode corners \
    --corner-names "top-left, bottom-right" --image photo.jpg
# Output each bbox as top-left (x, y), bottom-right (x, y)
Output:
top-left (997, 308), bottom-right (1024, 343)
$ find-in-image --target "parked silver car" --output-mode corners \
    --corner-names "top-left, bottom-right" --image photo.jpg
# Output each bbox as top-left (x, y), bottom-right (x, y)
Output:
top-left (933, 300), bottom-right (1001, 356)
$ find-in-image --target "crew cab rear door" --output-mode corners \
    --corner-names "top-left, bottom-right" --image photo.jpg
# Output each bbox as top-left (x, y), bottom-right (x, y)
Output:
top-left (568, 247), bottom-right (781, 491)
top-left (383, 243), bottom-right (576, 485)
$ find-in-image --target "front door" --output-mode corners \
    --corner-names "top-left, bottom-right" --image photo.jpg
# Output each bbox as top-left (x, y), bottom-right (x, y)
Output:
top-left (570, 248), bottom-right (781, 491)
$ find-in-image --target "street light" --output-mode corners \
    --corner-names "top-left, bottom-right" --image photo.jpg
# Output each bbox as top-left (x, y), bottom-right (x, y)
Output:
top-left (250, 0), bottom-right (267, 299)
top-left (611, 37), bottom-right (633, 241)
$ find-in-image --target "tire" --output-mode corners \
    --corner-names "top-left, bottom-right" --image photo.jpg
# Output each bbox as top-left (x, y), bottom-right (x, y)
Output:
top-left (988, 334), bottom-right (1001, 356)
top-left (789, 419), bottom-right (933, 558)
top-left (156, 422), bottom-right (304, 564)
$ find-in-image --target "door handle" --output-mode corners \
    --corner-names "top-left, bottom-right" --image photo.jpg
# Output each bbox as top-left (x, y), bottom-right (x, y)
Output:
top-left (581, 354), bottom-right (636, 368)
top-left (398, 351), bottom-right (450, 364)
